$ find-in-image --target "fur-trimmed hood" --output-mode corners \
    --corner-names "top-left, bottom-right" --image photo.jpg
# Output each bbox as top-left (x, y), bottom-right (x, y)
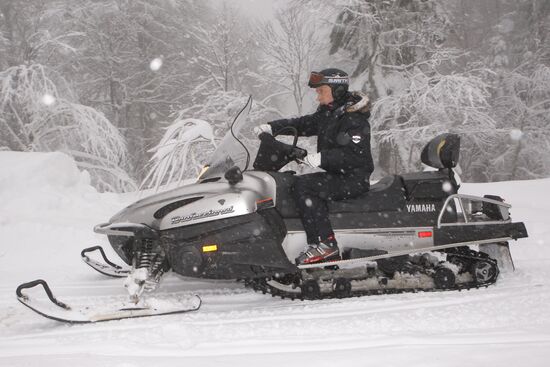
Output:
top-left (320, 91), bottom-right (371, 117)
top-left (344, 91), bottom-right (370, 114)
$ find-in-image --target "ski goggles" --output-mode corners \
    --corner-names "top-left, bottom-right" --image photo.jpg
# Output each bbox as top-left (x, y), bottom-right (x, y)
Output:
top-left (308, 72), bottom-right (325, 87)
top-left (308, 71), bottom-right (349, 88)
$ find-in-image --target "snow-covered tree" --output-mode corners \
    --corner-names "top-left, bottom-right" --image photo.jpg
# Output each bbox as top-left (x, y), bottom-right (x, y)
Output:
top-left (175, 4), bottom-right (287, 166)
top-left (0, 0), bottom-right (139, 191)
top-left (370, 67), bottom-right (497, 176)
top-left (2, 0), bottom-right (547, 184)
top-left (0, 64), bottom-right (134, 192)
top-left (472, 0), bottom-right (550, 181)
top-left (59, 0), bottom-right (207, 180)
top-left (490, 64), bottom-right (550, 181)
top-left (254, 5), bottom-right (323, 115)
top-left (187, 4), bottom-right (251, 95)
top-left (313, 0), bottom-right (550, 181)
top-left (316, 0), bottom-right (490, 176)
top-left (140, 117), bottom-right (216, 192)
top-left (324, 0), bottom-right (453, 98)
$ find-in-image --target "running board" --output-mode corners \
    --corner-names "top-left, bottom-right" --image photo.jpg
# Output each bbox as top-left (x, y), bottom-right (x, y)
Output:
top-left (297, 237), bottom-right (515, 270)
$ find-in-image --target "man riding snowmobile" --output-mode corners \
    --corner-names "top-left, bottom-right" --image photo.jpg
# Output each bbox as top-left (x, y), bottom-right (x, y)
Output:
top-left (15, 86), bottom-right (529, 322)
top-left (255, 68), bottom-right (373, 265)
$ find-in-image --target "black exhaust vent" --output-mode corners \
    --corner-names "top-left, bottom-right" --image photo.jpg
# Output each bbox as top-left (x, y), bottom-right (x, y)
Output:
top-left (154, 197), bottom-right (203, 219)
top-left (200, 177), bottom-right (221, 183)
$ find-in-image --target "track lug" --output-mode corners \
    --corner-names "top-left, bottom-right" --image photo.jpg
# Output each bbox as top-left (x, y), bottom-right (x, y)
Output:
top-left (333, 278), bottom-right (352, 298)
top-left (301, 280), bottom-right (321, 300)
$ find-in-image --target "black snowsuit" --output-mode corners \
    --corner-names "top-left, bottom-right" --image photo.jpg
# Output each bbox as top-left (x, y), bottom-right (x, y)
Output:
top-left (268, 92), bottom-right (374, 244)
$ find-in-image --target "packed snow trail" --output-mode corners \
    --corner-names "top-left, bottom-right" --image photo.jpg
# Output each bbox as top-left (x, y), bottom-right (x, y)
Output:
top-left (0, 152), bottom-right (549, 367)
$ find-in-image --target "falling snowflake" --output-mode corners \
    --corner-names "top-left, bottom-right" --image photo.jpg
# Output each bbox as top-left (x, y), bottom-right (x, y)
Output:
top-left (509, 129), bottom-right (523, 141)
top-left (305, 198), bottom-right (313, 207)
top-left (150, 58), bottom-right (163, 71)
top-left (442, 181), bottom-right (453, 192)
top-left (41, 94), bottom-right (56, 106)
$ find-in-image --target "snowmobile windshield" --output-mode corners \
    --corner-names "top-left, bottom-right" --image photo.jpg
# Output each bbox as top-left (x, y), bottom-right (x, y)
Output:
top-left (200, 98), bottom-right (253, 180)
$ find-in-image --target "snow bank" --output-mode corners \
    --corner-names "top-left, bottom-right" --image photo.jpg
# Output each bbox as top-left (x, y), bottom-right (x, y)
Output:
top-left (462, 179), bottom-right (550, 260)
top-left (0, 151), bottom-right (97, 220)
top-left (0, 151), bottom-right (133, 284)
top-left (0, 151), bottom-right (87, 190)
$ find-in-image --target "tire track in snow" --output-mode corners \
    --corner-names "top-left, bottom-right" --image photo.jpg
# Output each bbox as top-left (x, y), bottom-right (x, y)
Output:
top-left (3, 279), bottom-right (547, 343)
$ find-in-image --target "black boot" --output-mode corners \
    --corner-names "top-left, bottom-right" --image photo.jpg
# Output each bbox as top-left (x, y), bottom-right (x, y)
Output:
top-left (295, 235), bottom-right (340, 265)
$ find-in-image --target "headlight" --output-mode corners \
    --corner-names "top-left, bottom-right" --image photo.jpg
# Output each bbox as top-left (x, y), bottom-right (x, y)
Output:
top-left (197, 165), bottom-right (210, 181)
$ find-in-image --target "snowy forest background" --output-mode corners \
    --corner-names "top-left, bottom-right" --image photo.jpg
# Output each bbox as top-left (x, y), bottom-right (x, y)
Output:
top-left (0, 0), bottom-right (548, 192)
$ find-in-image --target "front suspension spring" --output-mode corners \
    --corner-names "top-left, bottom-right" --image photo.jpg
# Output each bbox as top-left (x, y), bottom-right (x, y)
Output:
top-left (137, 239), bottom-right (155, 270)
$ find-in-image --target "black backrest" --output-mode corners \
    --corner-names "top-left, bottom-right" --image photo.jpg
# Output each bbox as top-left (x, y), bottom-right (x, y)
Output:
top-left (421, 133), bottom-right (460, 169)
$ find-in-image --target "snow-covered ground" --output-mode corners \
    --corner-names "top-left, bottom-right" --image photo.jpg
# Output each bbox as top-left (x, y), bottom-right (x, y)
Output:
top-left (1, 151), bottom-right (549, 367)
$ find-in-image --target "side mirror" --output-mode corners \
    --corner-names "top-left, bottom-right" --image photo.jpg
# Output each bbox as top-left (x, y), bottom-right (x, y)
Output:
top-left (224, 166), bottom-right (243, 185)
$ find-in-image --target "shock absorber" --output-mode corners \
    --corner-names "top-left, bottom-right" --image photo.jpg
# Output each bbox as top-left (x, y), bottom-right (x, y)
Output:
top-left (125, 238), bottom-right (168, 302)
top-left (142, 253), bottom-right (169, 292)
top-left (137, 239), bottom-right (155, 270)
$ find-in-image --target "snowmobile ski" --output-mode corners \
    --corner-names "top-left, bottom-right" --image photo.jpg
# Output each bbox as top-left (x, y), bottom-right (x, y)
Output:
top-left (81, 246), bottom-right (131, 278)
top-left (16, 279), bottom-right (201, 324)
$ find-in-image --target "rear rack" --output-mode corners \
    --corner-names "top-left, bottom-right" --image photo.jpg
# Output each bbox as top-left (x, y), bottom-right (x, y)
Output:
top-left (437, 194), bottom-right (512, 228)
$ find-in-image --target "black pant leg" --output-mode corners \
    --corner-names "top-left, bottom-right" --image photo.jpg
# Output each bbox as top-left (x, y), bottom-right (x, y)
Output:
top-left (292, 172), bottom-right (370, 243)
top-left (292, 173), bottom-right (329, 244)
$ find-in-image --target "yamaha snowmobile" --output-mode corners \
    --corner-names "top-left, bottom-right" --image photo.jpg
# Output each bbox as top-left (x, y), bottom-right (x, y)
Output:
top-left (16, 97), bottom-right (528, 322)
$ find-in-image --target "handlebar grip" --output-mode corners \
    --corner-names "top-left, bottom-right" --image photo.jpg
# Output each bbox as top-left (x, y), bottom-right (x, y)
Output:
top-left (291, 147), bottom-right (308, 160)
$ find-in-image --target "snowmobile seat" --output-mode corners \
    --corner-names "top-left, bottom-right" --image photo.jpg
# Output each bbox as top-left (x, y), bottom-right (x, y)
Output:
top-left (327, 174), bottom-right (407, 213)
top-left (268, 172), bottom-right (407, 218)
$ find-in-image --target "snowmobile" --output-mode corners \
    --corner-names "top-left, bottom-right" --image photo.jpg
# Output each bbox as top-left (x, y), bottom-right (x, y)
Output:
top-left (16, 97), bottom-right (528, 323)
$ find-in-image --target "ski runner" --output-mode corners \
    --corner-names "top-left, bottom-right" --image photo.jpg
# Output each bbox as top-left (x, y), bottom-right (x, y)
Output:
top-left (254, 68), bottom-right (374, 265)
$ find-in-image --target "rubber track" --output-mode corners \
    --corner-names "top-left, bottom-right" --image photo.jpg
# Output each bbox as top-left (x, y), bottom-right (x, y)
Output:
top-left (245, 251), bottom-right (499, 301)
